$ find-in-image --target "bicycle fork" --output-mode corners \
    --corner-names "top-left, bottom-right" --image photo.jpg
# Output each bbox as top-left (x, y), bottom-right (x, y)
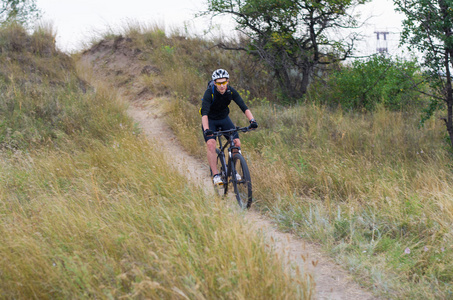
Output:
top-left (219, 152), bottom-right (228, 185)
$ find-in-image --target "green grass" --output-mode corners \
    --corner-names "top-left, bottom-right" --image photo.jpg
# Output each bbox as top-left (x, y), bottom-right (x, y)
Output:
top-left (0, 23), bottom-right (309, 299)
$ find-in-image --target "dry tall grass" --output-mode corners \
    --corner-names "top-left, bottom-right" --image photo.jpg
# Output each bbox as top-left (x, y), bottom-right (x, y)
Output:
top-left (107, 25), bottom-right (453, 299)
top-left (235, 104), bottom-right (452, 299)
top-left (0, 23), bottom-right (310, 299)
top-left (0, 133), bottom-right (309, 298)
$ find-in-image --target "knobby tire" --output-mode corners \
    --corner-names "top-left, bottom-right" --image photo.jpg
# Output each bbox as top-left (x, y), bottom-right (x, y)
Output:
top-left (232, 153), bottom-right (252, 209)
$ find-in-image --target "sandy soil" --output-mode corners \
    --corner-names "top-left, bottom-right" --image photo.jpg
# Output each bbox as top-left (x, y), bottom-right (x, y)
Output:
top-left (80, 37), bottom-right (379, 299)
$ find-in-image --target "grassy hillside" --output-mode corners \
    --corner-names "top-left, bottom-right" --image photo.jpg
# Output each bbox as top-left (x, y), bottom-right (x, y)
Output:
top-left (0, 23), bottom-right (308, 299)
top-left (88, 25), bottom-right (453, 299)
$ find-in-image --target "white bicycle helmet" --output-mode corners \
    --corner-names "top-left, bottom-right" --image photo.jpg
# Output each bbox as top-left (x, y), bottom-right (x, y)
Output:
top-left (212, 69), bottom-right (229, 81)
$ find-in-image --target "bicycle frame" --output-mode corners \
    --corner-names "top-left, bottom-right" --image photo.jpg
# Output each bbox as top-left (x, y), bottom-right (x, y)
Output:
top-left (214, 126), bottom-right (249, 184)
top-left (211, 126), bottom-right (253, 209)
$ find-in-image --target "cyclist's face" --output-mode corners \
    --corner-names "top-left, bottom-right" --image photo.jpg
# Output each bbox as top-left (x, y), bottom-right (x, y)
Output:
top-left (215, 78), bottom-right (228, 94)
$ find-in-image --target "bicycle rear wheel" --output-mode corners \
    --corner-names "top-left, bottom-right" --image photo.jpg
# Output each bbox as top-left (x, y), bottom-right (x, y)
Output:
top-left (232, 153), bottom-right (252, 209)
top-left (215, 148), bottom-right (228, 196)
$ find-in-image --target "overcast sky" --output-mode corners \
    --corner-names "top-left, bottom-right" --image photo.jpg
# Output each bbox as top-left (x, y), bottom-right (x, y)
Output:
top-left (36, 0), bottom-right (405, 56)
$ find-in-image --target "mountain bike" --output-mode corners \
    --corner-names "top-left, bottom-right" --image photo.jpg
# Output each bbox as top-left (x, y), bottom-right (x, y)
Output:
top-left (211, 126), bottom-right (253, 209)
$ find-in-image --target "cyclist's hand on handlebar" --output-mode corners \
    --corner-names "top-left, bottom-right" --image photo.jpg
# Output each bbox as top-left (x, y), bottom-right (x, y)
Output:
top-left (249, 119), bottom-right (258, 129)
top-left (204, 129), bottom-right (214, 136)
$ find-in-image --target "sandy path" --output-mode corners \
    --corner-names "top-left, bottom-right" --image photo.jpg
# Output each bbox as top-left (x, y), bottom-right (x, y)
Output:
top-left (127, 98), bottom-right (378, 300)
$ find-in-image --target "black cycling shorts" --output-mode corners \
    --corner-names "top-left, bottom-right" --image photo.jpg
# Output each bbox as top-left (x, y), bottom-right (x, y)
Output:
top-left (202, 116), bottom-right (239, 142)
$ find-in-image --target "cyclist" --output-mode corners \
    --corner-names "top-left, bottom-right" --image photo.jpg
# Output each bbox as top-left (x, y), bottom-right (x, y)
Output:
top-left (201, 68), bottom-right (258, 185)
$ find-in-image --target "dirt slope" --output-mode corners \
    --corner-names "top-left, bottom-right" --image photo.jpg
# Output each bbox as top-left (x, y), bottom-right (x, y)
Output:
top-left (79, 37), bottom-right (379, 300)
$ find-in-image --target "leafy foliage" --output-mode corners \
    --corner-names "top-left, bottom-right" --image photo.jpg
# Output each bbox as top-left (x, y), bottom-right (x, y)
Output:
top-left (202, 0), bottom-right (370, 101)
top-left (394, 0), bottom-right (453, 146)
top-left (0, 0), bottom-right (40, 25)
top-left (312, 55), bottom-right (426, 111)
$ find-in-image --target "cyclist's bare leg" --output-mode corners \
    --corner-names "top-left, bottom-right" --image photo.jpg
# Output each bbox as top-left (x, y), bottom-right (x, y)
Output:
top-left (206, 139), bottom-right (218, 175)
top-left (233, 138), bottom-right (241, 153)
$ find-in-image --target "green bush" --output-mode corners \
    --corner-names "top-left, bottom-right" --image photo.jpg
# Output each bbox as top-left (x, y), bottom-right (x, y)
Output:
top-left (312, 55), bottom-right (427, 111)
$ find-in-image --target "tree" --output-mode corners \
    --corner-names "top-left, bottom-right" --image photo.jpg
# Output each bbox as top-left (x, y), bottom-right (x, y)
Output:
top-left (0, 0), bottom-right (40, 26)
top-left (202, 0), bottom-right (369, 100)
top-left (394, 0), bottom-right (453, 147)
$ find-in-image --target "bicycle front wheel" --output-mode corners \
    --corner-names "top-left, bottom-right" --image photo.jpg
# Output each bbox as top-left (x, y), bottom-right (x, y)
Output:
top-left (232, 153), bottom-right (252, 209)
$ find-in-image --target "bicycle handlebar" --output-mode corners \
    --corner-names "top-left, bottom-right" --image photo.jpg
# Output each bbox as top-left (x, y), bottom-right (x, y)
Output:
top-left (212, 126), bottom-right (253, 136)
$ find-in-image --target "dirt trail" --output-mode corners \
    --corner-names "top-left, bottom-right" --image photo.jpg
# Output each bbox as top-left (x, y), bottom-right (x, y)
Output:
top-left (80, 37), bottom-right (378, 299)
top-left (127, 99), bottom-right (377, 300)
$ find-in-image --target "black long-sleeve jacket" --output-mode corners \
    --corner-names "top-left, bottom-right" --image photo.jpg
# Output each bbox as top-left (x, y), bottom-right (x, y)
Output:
top-left (200, 85), bottom-right (248, 120)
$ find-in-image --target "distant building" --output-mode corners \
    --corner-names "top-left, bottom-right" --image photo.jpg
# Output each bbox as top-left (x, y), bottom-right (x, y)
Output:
top-left (375, 31), bottom-right (390, 53)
